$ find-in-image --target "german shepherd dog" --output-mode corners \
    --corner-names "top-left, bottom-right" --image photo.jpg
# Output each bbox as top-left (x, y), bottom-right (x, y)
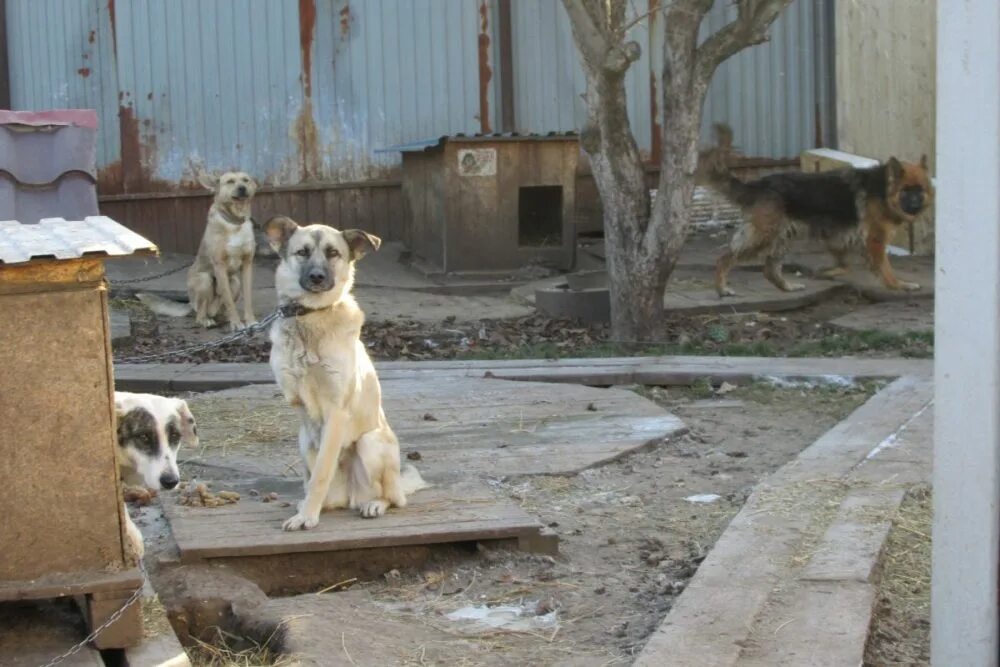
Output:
top-left (263, 216), bottom-right (428, 530)
top-left (698, 124), bottom-right (933, 297)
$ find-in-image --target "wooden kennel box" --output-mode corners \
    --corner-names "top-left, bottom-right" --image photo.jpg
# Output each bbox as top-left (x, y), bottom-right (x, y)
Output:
top-left (387, 133), bottom-right (579, 274)
top-left (0, 216), bottom-right (156, 649)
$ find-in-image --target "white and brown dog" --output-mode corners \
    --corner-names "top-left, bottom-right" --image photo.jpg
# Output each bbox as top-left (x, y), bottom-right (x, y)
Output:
top-left (264, 216), bottom-right (427, 530)
top-left (139, 171), bottom-right (258, 331)
top-left (115, 391), bottom-right (199, 560)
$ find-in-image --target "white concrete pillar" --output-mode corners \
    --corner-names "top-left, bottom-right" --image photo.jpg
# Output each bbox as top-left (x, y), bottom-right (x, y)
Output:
top-left (932, 0), bottom-right (1000, 664)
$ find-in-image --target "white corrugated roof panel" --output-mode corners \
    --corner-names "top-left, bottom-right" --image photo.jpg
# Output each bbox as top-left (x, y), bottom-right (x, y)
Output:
top-left (0, 216), bottom-right (158, 265)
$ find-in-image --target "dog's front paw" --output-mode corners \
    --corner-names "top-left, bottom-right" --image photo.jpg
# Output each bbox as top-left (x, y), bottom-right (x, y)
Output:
top-left (783, 282), bottom-right (806, 292)
top-left (899, 281), bottom-right (921, 291)
top-left (359, 500), bottom-right (388, 519)
top-left (196, 317), bottom-right (216, 328)
top-left (228, 319), bottom-right (246, 333)
top-left (282, 512), bottom-right (319, 531)
top-left (718, 287), bottom-right (737, 298)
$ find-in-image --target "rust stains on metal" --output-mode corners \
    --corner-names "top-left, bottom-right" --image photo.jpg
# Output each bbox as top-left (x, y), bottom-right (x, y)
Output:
top-left (118, 105), bottom-right (144, 193)
top-left (77, 67), bottom-right (91, 78)
top-left (295, 0), bottom-right (319, 180)
top-left (477, 0), bottom-right (493, 134)
top-left (88, 29), bottom-right (96, 44)
top-left (293, 100), bottom-right (321, 182)
top-left (107, 0), bottom-right (117, 56)
top-left (339, 3), bottom-right (352, 38)
top-left (106, 105), bottom-right (176, 195)
top-left (298, 0), bottom-right (316, 98)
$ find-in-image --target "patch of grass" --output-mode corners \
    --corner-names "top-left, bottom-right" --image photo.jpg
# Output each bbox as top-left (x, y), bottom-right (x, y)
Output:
top-left (788, 330), bottom-right (933, 359)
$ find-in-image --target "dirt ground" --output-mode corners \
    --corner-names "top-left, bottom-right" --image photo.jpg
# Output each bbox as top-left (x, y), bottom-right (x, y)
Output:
top-left (864, 485), bottom-right (932, 666)
top-left (113, 291), bottom-right (933, 365)
top-left (132, 380), bottom-right (879, 665)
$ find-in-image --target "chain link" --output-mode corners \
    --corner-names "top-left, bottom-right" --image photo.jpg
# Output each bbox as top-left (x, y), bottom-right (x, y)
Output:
top-left (115, 309), bottom-right (281, 364)
top-left (39, 561), bottom-right (147, 667)
top-left (109, 260), bottom-right (195, 285)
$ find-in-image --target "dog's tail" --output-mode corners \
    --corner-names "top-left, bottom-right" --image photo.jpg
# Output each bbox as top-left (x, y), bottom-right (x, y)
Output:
top-left (400, 463), bottom-right (431, 495)
top-left (136, 292), bottom-right (192, 317)
top-left (697, 123), bottom-right (759, 208)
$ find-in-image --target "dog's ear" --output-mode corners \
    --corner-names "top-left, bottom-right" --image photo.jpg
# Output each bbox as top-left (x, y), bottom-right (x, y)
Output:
top-left (713, 123), bottom-right (734, 150)
top-left (173, 399), bottom-right (199, 448)
top-left (342, 229), bottom-right (381, 261)
top-left (264, 216), bottom-right (299, 253)
top-left (885, 157), bottom-right (904, 183)
top-left (197, 171), bottom-right (219, 192)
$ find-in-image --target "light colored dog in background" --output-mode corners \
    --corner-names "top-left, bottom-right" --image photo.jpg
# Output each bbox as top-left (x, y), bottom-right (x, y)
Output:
top-left (264, 215), bottom-right (428, 531)
top-left (139, 171), bottom-right (258, 331)
top-left (115, 391), bottom-right (199, 561)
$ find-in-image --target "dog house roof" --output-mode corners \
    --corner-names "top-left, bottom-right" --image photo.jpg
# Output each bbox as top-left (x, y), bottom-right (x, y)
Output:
top-left (376, 131), bottom-right (578, 154)
top-left (0, 110), bottom-right (157, 265)
top-left (0, 216), bottom-right (157, 265)
top-left (0, 109), bottom-right (100, 225)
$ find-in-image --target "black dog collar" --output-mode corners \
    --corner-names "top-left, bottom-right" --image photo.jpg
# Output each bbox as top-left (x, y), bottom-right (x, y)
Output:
top-left (279, 302), bottom-right (332, 318)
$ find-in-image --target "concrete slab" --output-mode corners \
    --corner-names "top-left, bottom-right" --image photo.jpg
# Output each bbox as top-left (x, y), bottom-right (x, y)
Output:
top-left (114, 356), bottom-right (932, 394)
top-left (182, 376), bottom-right (686, 481)
top-left (634, 375), bottom-right (933, 666)
top-left (110, 308), bottom-right (132, 343)
top-left (830, 299), bottom-right (934, 334)
top-left (125, 633), bottom-right (191, 667)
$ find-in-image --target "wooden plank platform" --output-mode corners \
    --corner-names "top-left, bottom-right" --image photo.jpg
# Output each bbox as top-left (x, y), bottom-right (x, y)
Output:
top-left (0, 567), bottom-right (142, 603)
top-left (162, 479), bottom-right (555, 564)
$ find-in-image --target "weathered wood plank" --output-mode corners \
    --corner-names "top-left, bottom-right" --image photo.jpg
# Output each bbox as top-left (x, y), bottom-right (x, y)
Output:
top-left (0, 568), bottom-right (142, 603)
top-left (163, 481), bottom-right (547, 562)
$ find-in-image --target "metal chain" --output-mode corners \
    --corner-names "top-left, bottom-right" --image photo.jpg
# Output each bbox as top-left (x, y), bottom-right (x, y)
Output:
top-left (115, 309), bottom-right (281, 364)
top-left (109, 260), bottom-right (195, 285)
top-left (39, 561), bottom-right (147, 667)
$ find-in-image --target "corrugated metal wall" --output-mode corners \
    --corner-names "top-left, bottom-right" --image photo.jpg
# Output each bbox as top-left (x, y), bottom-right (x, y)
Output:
top-left (6, 0), bottom-right (495, 190)
top-left (512, 0), bottom-right (835, 159)
top-left (7, 0), bottom-right (831, 191)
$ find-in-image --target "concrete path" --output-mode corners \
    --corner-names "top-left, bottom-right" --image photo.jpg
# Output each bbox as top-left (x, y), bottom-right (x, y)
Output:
top-left (113, 355), bottom-right (932, 393)
top-left (634, 374), bottom-right (933, 666)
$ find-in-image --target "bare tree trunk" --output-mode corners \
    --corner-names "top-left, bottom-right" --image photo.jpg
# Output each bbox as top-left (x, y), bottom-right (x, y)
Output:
top-left (563, 0), bottom-right (793, 341)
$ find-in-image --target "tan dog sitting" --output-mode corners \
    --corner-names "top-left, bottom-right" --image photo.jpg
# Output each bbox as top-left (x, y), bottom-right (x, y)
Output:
top-left (263, 216), bottom-right (428, 530)
top-left (185, 171), bottom-right (259, 330)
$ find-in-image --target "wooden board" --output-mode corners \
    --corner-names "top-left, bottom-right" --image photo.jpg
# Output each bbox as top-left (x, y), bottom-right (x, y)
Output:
top-left (0, 568), bottom-right (142, 603)
top-left (162, 479), bottom-right (554, 563)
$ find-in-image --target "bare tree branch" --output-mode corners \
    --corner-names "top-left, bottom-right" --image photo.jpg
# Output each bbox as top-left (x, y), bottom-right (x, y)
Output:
top-left (561, 0), bottom-right (613, 69)
top-left (562, 0), bottom-right (642, 75)
top-left (694, 0), bottom-right (793, 86)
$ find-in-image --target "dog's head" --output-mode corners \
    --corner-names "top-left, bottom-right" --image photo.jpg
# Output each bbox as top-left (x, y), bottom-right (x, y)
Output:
top-left (199, 170), bottom-right (257, 210)
top-left (884, 156), bottom-right (934, 221)
top-left (114, 391), bottom-right (198, 491)
top-left (264, 216), bottom-right (381, 307)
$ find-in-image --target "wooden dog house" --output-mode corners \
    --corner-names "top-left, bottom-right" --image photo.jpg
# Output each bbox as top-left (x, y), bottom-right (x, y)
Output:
top-left (0, 216), bottom-right (157, 649)
top-left (385, 133), bottom-right (579, 274)
top-left (0, 110), bottom-right (158, 652)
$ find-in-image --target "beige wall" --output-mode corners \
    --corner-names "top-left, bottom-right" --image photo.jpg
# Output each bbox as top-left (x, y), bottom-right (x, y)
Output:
top-left (835, 0), bottom-right (936, 254)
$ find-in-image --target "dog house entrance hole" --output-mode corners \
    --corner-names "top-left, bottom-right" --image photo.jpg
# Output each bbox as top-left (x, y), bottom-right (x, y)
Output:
top-left (518, 185), bottom-right (563, 247)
